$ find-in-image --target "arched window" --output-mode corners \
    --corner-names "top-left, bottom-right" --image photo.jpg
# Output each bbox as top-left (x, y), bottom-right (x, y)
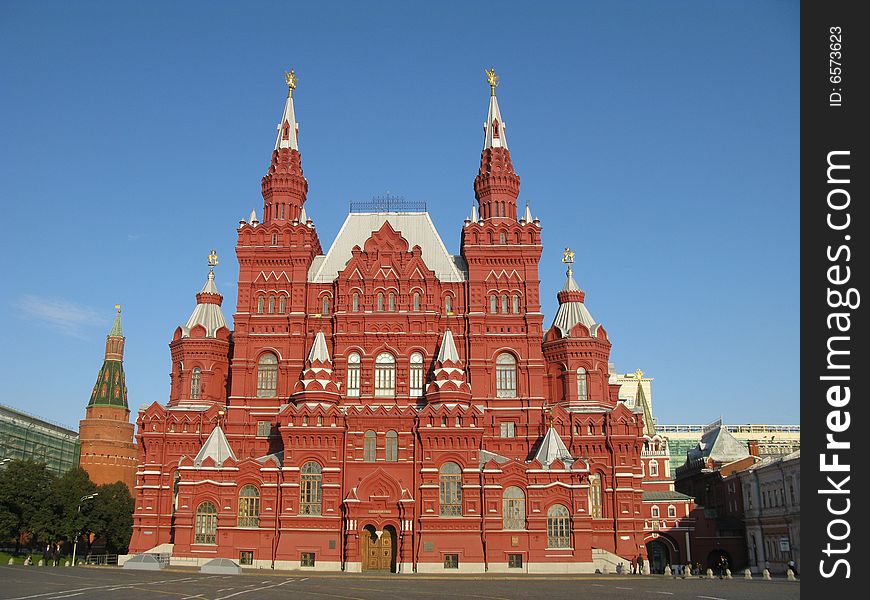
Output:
top-left (413, 292), bottom-right (421, 311)
top-left (257, 295), bottom-right (264, 314)
top-left (352, 292), bottom-right (360, 312)
top-left (512, 294), bottom-right (520, 314)
top-left (272, 233), bottom-right (278, 245)
top-left (651, 505), bottom-right (660, 518)
top-left (577, 368), bottom-right (588, 401)
top-left (194, 501), bottom-right (217, 544)
top-left (346, 353), bottom-right (361, 397)
top-left (257, 353), bottom-right (278, 397)
top-left (386, 430), bottom-right (398, 462)
top-left (649, 460), bottom-right (659, 477)
top-left (547, 504), bottom-right (570, 548)
top-left (503, 487), bottom-right (525, 530)
top-left (589, 474), bottom-right (603, 519)
top-left (238, 485), bottom-right (260, 527)
top-left (489, 295), bottom-right (497, 314)
top-left (363, 430), bottom-right (377, 462)
top-left (439, 462), bottom-right (462, 516)
top-left (268, 295), bottom-right (275, 314)
top-left (501, 294), bottom-right (509, 314)
top-left (279, 296), bottom-right (286, 314)
top-left (444, 295), bottom-right (453, 313)
top-left (374, 353), bottom-right (396, 397)
top-left (377, 292), bottom-right (385, 312)
top-left (409, 352), bottom-right (424, 397)
top-left (388, 292), bottom-right (396, 311)
top-left (496, 353), bottom-right (517, 398)
top-left (322, 296), bottom-right (330, 316)
top-left (668, 505), bottom-right (677, 518)
top-left (500, 232), bottom-right (507, 245)
top-left (300, 462), bottom-right (323, 515)
top-left (190, 367), bottom-right (201, 399)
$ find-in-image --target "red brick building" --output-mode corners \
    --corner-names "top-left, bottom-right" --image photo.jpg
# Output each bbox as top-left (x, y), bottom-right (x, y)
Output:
top-left (128, 72), bottom-right (651, 573)
top-left (79, 307), bottom-right (137, 492)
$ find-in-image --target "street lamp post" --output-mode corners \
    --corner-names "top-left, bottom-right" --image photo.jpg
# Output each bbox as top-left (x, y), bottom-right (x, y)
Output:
top-left (71, 493), bottom-right (98, 566)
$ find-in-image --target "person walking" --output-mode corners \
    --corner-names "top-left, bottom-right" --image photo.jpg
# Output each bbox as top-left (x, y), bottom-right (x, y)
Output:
top-left (637, 554), bottom-right (645, 575)
top-left (787, 560), bottom-right (799, 577)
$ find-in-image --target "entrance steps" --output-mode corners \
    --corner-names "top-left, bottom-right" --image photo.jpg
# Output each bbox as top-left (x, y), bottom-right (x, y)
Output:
top-left (592, 548), bottom-right (632, 574)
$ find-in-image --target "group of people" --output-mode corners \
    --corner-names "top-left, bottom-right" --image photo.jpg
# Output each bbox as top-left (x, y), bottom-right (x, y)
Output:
top-left (41, 542), bottom-right (64, 566)
top-left (629, 554), bottom-right (645, 574)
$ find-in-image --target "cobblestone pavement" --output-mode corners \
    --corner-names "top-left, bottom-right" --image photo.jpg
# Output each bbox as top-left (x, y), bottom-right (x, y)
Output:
top-left (0, 565), bottom-right (800, 600)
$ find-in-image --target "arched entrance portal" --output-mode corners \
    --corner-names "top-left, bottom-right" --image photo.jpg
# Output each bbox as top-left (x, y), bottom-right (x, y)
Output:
top-left (646, 539), bottom-right (671, 574)
top-left (361, 524), bottom-right (397, 572)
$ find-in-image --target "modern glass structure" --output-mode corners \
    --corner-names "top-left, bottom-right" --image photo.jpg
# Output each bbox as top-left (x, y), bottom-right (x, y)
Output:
top-left (0, 404), bottom-right (80, 475)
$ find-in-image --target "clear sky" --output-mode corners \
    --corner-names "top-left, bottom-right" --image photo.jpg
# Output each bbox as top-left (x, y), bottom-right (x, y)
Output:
top-left (0, 1), bottom-right (799, 430)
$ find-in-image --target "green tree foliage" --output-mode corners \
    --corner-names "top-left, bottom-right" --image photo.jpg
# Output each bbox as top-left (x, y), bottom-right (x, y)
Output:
top-left (33, 467), bottom-right (97, 544)
top-left (0, 460), bottom-right (55, 552)
top-left (91, 482), bottom-right (134, 554)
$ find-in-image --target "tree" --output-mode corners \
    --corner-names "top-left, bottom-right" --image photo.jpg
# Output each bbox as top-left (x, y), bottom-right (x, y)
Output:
top-left (90, 482), bottom-right (134, 554)
top-left (33, 467), bottom-right (97, 549)
top-left (0, 460), bottom-right (55, 553)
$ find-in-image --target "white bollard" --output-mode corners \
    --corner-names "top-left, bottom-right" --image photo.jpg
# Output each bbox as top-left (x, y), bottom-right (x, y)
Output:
top-left (64, 560), bottom-right (70, 567)
top-left (7, 558), bottom-right (13, 565)
top-left (763, 568), bottom-right (771, 580)
top-left (664, 565), bottom-right (672, 577)
top-left (787, 570), bottom-right (796, 581)
top-left (706, 568), bottom-right (714, 578)
top-left (744, 568), bottom-right (752, 579)
top-left (725, 568), bottom-right (732, 579)
top-left (38, 559), bottom-right (44, 566)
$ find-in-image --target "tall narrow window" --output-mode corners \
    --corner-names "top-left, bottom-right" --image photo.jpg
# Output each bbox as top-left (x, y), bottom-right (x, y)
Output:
top-left (409, 352), bottom-right (424, 397)
top-left (503, 487), bottom-right (526, 530)
top-left (300, 462), bottom-right (323, 515)
top-left (512, 294), bottom-right (520, 314)
top-left (322, 296), bottom-right (330, 315)
top-left (445, 295), bottom-right (453, 313)
top-left (374, 353), bottom-right (396, 397)
top-left (272, 233), bottom-right (278, 245)
top-left (651, 505), bottom-right (660, 518)
top-left (490, 295), bottom-right (497, 314)
top-left (385, 430), bottom-right (398, 462)
top-left (194, 501), bottom-right (217, 544)
top-left (668, 505), bottom-right (677, 518)
top-left (377, 292), bottom-right (385, 312)
top-left (257, 353), bottom-right (278, 397)
top-left (413, 292), bottom-right (421, 311)
top-left (496, 353), bottom-right (517, 398)
top-left (237, 485), bottom-right (260, 527)
top-left (649, 460), bottom-right (659, 477)
top-left (346, 353), bottom-right (361, 396)
top-left (501, 294), bottom-right (509, 314)
top-left (388, 292), bottom-right (396, 311)
top-left (190, 367), bottom-right (201, 399)
top-left (363, 430), bottom-right (376, 462)
top-left (279, 296), bottom-right (286, 314)
top-left (352, 293), bottom-right (360, 312)
top-left (268, 295), bottom-right (275, 314)
top-left (439, 462), bottom-right (462, 516)
top-left (547, 504), bottom-right (570, 548)
top-left (500, 232), bottom-right (507, 244)
top-left (257, 296), bottom-right (264, 314)
top-left (589, 474), bottom-right (603, 518)
top-left (577, 368), bottom-right (588, 401)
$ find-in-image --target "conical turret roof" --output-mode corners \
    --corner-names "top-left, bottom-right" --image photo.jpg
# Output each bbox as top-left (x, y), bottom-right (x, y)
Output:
top-left (88, 307), bottom-right (128, 409)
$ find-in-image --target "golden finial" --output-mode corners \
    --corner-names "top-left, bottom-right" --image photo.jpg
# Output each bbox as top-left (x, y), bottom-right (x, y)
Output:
top-left (633, 368), bottom-right (645, 380)
top-left (285, 70), bottom-right (297, 98)
top-left (114, 304), bottom-right (121, 314)
top-left (207, 249), bottom-right (219, 269)
top-left (562, 247), bottom-right (575, 264)
top-left (485, 68), bottom-right (499, 96)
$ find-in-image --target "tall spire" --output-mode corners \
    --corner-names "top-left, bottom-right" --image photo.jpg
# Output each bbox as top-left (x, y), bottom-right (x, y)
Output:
top-left (474, 68), bottom-right (520, 222)
top-left (89, 306), bottom-right (128, 408)
top-left (181, 250), bottom-right (228, 338)
top-left (262, 70), bottom-right (308, 225)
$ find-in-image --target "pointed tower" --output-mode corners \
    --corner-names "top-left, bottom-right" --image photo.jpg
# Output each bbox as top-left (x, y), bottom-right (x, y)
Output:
top-left (261, 70), bottom-right (308, 224)
top-left (474, 68), bottom-right (521, 222)
top-left (168, 250), bottom-right (232, 407)
top-left (79, 305), bottom-right (137, 492)
top-left (425, 329), bottom-right (472, 405)
top-left (292, 331), bottom-right (341, 404)
top-left (542, 248), bottom-right (620, 409)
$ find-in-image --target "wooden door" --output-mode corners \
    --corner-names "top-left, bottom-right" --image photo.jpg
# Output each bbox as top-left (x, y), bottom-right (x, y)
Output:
top-left (362, 528), bottom-right (393, 571)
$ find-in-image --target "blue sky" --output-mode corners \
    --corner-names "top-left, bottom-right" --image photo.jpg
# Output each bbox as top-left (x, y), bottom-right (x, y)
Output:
top-left (0, 1), bottom-right (799, 430)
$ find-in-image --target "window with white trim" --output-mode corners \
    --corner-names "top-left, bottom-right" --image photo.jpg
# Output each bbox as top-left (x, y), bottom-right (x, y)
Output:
top-left (374, 352), bottom-right (396, 397)
top-left (346, 353), bottom-right (361, 396)
top-left (496, 353), bottom-right (517, 398)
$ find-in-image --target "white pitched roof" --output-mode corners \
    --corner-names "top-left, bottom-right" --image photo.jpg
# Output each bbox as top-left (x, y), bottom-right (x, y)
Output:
top-left (436, 330), bottom-right (461, 363)
top-left (483, 93), bottom-right (508, 150)
top-left (194, 426), bottom-right (236, 467)
top-left (308, 331), bottom-right (331, 363)
top-left (274, 93), bottom-right (299, 151)
top-left (181, 271), bottom-right (228, 338)
top-left (308, 212), bottom-right (467, 283)
top-left (533, 426), bottom-right (574, 469)
top-left (551, 267), bottom-right (599, 338)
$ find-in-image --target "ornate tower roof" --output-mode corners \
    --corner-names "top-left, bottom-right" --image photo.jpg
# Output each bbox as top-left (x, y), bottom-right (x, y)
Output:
top-left (533, 426), bottom-right (575, 469)
top-left (88, 305), bottom-right (128, 408)
top-left (474, 68), bottom-right (521, 222)
top-left (181, 250), bottom-right (228, 338)
top-left (194, 424), bottom-right (237, 468)
top-left (550, 248), bottom-right (600, 337)
top-left (261, 70), bottom-right (308, 224)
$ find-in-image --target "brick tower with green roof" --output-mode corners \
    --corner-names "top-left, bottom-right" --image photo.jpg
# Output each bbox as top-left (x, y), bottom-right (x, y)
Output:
top-left (79, 306), bottom-right (137, 492)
